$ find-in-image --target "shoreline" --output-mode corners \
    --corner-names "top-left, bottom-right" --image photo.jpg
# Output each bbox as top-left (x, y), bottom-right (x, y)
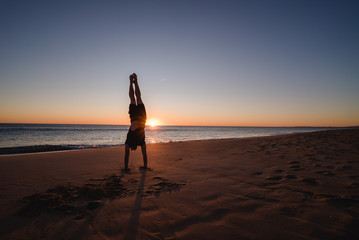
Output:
top-left (0, 128), bottom-right (350, 156)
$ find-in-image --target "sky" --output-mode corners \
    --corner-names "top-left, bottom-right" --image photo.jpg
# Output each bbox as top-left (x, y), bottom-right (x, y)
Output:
top-left (0, 0), bottom-right (358, 127)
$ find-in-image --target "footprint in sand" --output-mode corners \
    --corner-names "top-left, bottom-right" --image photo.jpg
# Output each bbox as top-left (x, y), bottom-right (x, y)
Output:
top-left (152, 176), bottom-right (167, 181)
top-left (316, 194), bottom-right (359, 208)
top-left (266, 176), bottom-right (283, 181)
top-left (285, 174), bottom-right (297, 179)
top-left (273, 169), bottom-right (284, 173)
top-left (87, 201), bottom-right (101, 210)
top-left (302, 178), bottom-right (318, 185)
top-left (146, 177), bottom-right (186, 197)
top-left (296, 190), bottom-right (314, 201)
top-left (290, 165), bottom-right (305, 171)
top-left (288, 161), bottom-right (305, 171)
top-left (252, 171), bottom-right (263, 176)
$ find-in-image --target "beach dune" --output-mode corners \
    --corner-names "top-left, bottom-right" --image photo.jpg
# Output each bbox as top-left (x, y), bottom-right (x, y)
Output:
top-left (0, 129), bottom-right (358, 239)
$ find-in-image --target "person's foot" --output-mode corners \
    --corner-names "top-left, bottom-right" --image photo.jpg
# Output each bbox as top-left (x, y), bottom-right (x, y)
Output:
top-left (132, 73), bottom-right (138, 84)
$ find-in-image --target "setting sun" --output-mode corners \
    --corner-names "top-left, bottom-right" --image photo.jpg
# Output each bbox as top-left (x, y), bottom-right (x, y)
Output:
top-left (147, 120), bottom-right (159, 127)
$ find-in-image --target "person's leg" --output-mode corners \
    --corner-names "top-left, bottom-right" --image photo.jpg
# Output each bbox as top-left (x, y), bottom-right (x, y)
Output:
top-left (129, 76), bottom-right (136, 105)
top-left (141, 143), bottom-right (148, 169)
top-left (124, 144), bottom-right (130, 170)
top-left (133, 74), bottom-right (143, 105)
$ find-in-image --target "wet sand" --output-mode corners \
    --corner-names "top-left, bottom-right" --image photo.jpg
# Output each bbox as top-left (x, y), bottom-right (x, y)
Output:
top-left (0, 129), bottom-right (358, 239)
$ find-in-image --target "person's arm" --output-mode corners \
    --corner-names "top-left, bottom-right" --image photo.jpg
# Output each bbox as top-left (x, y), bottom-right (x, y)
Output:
top-left (132, 73), bottom-right (143, 105)
top-left (129, 75), bottom-right (135, 104)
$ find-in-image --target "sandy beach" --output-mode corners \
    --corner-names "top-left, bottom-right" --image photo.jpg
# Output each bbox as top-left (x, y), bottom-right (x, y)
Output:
top-left (0, 129), bottom-right (358, 239)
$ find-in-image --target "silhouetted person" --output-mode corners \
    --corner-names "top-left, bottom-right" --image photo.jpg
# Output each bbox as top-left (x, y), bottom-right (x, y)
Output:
top-left (124, 73), bottom-right (148, 171)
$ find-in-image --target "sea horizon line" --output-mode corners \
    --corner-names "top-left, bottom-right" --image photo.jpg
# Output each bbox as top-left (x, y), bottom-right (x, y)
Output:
top-left (0, 123), bottom-right (356, 128)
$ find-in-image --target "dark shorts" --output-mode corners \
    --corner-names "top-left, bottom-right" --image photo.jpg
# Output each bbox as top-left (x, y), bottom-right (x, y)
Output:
top-left (125, 127), bottom-right (145, 151)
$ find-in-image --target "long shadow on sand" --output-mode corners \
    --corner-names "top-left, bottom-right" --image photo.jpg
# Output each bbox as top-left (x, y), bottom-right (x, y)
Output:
top-left (124, 169), bottom-right (146, 240)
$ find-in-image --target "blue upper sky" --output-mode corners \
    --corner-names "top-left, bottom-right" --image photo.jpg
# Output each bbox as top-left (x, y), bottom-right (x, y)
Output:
top-left (1, 0), bottom-right (358, 126)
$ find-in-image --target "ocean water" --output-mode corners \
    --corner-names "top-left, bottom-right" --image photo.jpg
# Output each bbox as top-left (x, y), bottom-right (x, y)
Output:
top-left (0, 124), bottom-right (340, 153)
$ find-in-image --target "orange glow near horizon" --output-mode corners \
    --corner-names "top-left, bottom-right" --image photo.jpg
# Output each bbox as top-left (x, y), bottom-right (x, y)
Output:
top-left (0, 115), bottom-right (358, 127)
top-left (0, 107), bottom-right (358, 127)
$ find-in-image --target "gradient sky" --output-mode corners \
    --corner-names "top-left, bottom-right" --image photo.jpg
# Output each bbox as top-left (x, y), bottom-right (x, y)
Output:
top-left (1, 0), bottom-right (358, 126)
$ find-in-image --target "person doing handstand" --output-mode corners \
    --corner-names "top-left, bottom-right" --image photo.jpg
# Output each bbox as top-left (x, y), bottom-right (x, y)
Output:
top-left (124, 73), bottom-right (148, 170)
